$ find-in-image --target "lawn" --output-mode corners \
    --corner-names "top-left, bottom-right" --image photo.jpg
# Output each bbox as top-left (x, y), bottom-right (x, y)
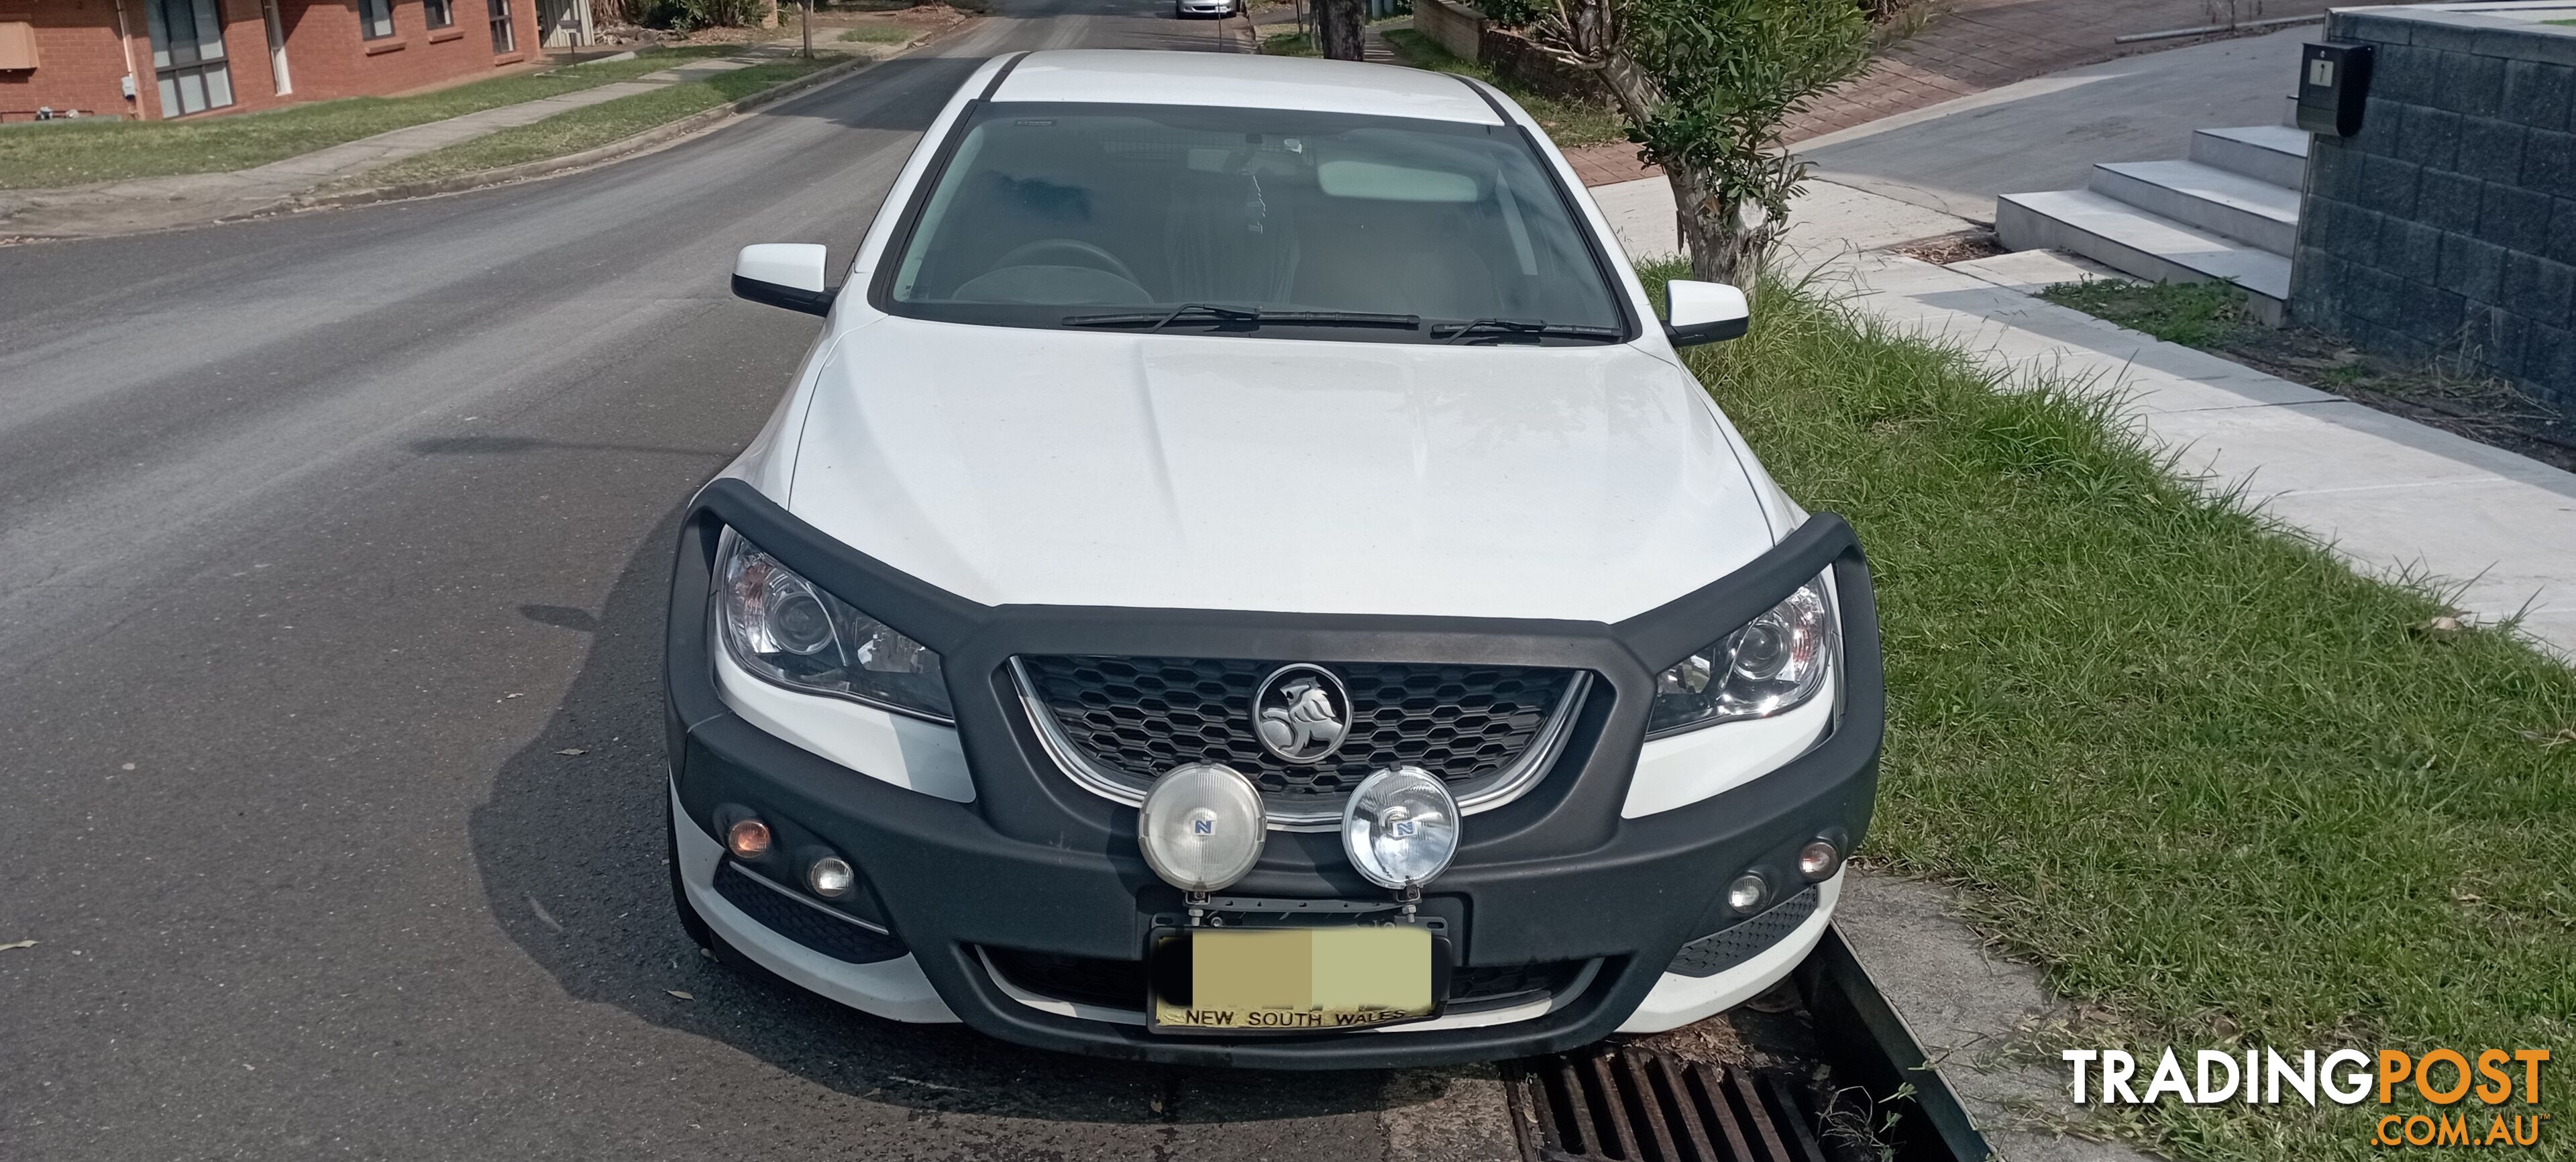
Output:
top-left (1378, 30), bottom-right (1625, 148)
top-left (357, 56), bottom-right (846, 187)
top-left (1660, 260), bottom-right (2576, 1160)
top-left (1262, 29), bottom-right (1321, 56)
top-left (837, 25), bottom-right (915, 42)
top-left (0, 47), bottom-right (737, 191)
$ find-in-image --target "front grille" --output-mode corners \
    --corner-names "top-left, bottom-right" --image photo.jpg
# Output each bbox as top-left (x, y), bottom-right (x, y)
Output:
top-left (714, 861), bottom-right (907, 965)
top-left (983, 947), bottom-right (1587, 1015)
top-left (1665, 887), bottom-right (1819, 979)
top-left (1015, 655), bottom-right (1582, 804)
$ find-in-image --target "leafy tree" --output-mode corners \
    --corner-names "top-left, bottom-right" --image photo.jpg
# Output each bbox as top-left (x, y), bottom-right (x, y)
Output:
top-left (1527, 0), bottom-right (1872, 285)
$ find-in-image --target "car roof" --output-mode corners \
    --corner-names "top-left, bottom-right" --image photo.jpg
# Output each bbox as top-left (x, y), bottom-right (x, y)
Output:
top-left (989, 50), bottom-right (1504, 125)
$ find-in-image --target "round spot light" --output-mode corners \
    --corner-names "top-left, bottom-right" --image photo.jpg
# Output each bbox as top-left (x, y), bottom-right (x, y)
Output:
top-left (1137, 763), bottom-right (1267, 893)
top-left (1798, 840), bottom-right (1843, 882)
top-left (725, 818), bottom-right (773, 859)
top-left (807, 855), bottom-right (855, 898)
top-left (1727, 873), bottom-right (1769, 915)
top-left (1342, 766), bottom-right (1460, 890)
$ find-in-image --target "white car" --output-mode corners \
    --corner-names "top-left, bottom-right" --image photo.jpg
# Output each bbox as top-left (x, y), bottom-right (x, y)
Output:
top-left (1173, 0), bottom-right (1240, 17)
top-left (667, 49), bottom-right (1881, 1069)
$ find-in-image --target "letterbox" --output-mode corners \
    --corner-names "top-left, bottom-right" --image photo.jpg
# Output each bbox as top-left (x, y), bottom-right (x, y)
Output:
top-left (2296, 42), bottom-right (2374, 138)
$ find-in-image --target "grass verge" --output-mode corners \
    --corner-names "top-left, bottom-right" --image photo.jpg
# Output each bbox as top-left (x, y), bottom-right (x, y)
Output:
top-left (1661, 259), bottom-right (2576, 1161)
top-left (1379, 30), bottom-right (1625, 148)
top-left (837, 25), bottom-right (915, 42)
top-left (1261, 29), bottom-right (1322, 56)
top-left (356, 56), bottom-right (847, 187)
top-left (0, 47), bottom-right (738, 191)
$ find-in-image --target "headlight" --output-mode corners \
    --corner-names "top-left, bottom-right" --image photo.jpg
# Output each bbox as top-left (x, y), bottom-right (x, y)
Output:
top-left (1647, 574), bottom-right (1836, 737)
top-left (716, 527), bottom-right (952, 722)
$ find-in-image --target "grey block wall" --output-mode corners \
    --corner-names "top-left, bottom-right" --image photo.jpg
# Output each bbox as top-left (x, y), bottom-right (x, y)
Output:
top-left (2287, 8), bottom-right (2576, 409)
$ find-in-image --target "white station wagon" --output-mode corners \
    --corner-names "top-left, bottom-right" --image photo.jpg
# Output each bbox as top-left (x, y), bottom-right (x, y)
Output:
top-left (664, 48), bottom-right (1882, 1068)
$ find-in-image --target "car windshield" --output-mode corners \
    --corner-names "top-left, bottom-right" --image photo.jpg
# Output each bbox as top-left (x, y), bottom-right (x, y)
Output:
top-left (879, 102), bottom-right (1629, 344)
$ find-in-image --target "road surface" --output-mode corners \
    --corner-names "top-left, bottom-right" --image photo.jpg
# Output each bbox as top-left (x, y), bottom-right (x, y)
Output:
top-left (0, 3), bottom-right (1513, 1157)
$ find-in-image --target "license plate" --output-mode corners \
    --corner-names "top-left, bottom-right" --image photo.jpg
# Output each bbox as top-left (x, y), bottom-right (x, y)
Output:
top-left (1150, 927), bottom-right (1434, 1031)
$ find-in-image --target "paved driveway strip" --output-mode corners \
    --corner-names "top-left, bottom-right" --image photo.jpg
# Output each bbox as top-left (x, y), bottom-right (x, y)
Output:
top-left (0, 3), bottom-right (1517, 1159)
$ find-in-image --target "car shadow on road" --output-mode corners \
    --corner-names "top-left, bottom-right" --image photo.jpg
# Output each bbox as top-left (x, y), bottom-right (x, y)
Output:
top-left (466, 499), bottom-right (1477, 1124)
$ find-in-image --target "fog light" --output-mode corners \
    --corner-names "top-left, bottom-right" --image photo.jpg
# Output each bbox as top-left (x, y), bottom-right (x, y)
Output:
top-left (726, 818), bottom-right (772, 858)
top-left (807, 855), bottom-right (855, 898)
top-left (1138, 762), bottom-right (1266, 893)
top-left (1342, 766), bottom-right (1460, 890)
top-left (1798, 839), bottom-right (1842, 882)
top-left (1727, 872), bottom-right (1768, 915)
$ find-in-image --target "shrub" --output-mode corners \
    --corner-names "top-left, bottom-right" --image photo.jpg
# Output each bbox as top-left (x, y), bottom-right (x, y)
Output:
top-left (633, 0), bottom-right (766, 30)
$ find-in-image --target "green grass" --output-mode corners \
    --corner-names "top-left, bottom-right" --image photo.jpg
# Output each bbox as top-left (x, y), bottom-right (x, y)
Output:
top-left (836, 24), bottom-right (914, 42)
top-left (2040, 278), bottom-right (2255, 348)
top-left (358, 56), bottom-right (845, 186)
top-left (1380, 29), bottom-right (1625, 148)
top-left (1650, 259), bottom-right (2576, 1160)
top-left (1261, 29), bottom-right (1321, 56)
top-left (0, 47), bottom-right (739, 190)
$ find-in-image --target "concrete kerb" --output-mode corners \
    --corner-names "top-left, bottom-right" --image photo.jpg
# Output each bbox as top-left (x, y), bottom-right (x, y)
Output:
top-left (298, 20), bottom-right (971, 211)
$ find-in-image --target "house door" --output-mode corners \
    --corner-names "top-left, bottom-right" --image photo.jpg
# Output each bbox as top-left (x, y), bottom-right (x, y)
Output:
top-left (142, 0), bottom-right (234, 117)
top-left (539, 0), bottom-right (588, 47)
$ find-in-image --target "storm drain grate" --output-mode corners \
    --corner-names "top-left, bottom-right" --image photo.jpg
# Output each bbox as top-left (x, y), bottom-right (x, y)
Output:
top-left (1505, 1047), bottom-right (1827, 1162)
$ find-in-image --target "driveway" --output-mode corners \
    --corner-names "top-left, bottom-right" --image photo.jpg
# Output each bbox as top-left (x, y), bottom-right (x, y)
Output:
top-left (0, 3), bottom-right (1513, 1157)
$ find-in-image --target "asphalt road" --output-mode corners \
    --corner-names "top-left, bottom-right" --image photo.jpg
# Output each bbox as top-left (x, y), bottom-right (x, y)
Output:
top-left (0, 5), bottom-right (1513, 1157)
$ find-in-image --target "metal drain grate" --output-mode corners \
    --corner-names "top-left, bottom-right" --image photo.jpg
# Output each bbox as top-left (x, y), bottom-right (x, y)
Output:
top-left (1506, 1047), bottom-right (1827, 1162)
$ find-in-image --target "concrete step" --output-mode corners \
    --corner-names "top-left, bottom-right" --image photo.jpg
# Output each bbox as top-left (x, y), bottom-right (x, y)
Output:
top-left (1995, 188), bottom-right (2292, 324)
top-left (2189, 124), bottom-right (2310, 189)
top-left (2088, 158), bottom-right (2302, 256)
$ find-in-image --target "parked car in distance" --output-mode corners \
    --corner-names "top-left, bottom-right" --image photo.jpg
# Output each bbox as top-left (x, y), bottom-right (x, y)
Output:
top-left (670, 48), bottom-right (1882, 1069)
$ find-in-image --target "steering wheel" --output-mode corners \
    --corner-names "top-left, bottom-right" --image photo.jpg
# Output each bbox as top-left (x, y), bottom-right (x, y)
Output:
top-left (991, 238), bottom-right (1142, 288)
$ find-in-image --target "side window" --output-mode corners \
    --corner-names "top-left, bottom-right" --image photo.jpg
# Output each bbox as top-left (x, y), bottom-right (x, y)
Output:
top-left (426, 0), bottom-right (455, 30)
top-left (358, 0), bottom-right (395, 39)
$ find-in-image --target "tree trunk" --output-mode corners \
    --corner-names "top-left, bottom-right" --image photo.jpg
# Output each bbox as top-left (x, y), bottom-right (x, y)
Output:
top-left (1665, 162), bottom-right (1767, 288)
top-left (1316, 0), bottom-right (1364, 60)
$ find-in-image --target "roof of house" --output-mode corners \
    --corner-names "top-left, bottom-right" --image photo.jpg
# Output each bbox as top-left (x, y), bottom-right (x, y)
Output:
top-left (989, 50), bottom-right (1504, 125)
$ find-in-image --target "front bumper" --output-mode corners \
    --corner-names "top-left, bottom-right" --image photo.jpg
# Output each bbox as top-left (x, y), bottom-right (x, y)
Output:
top-left (665, 478), bottom-right (1882, 1069)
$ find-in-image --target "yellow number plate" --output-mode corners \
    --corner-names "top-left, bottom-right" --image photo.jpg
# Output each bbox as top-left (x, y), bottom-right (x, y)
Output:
top-left (1152, 927), bottom-right (1434, 1031)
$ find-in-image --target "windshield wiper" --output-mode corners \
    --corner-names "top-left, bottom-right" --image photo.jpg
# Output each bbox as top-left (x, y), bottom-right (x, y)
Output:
top-left (1061, 304), bottom-right (1421, 331)
top-left (1433, 317), bottom-right (1623, 345)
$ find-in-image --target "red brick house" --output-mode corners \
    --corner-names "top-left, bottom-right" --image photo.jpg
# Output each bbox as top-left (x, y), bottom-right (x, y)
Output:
top-left (0, 0), bottom-right (552, 123)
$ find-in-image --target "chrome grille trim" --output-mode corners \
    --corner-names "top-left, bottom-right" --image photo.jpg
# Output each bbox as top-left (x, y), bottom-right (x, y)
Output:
top-left (1009, 658), bottom-right (1591, 832)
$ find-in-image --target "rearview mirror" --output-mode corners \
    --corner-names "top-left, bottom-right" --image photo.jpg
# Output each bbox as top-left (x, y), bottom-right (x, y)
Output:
top-left (733, 244), bottom-right (834, 316)
top-left (1664, 280), bottom-right (1750, 347)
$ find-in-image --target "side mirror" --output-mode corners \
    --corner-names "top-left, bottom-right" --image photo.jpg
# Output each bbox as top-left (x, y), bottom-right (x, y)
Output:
top-left (733, 243), bottom-right (835, 316)
top-left (1664, 280), bottom-right (1750, 347)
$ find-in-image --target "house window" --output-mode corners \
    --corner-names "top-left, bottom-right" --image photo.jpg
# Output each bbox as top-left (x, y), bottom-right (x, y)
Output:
top-left (426, 0), bottom-right (455, 29)
top-left (488, 0), bottom-right (515, 53)
top-left (358, 0), bottom-right (395, 39)
top-left (143, 0), bottom-right (235, 117)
